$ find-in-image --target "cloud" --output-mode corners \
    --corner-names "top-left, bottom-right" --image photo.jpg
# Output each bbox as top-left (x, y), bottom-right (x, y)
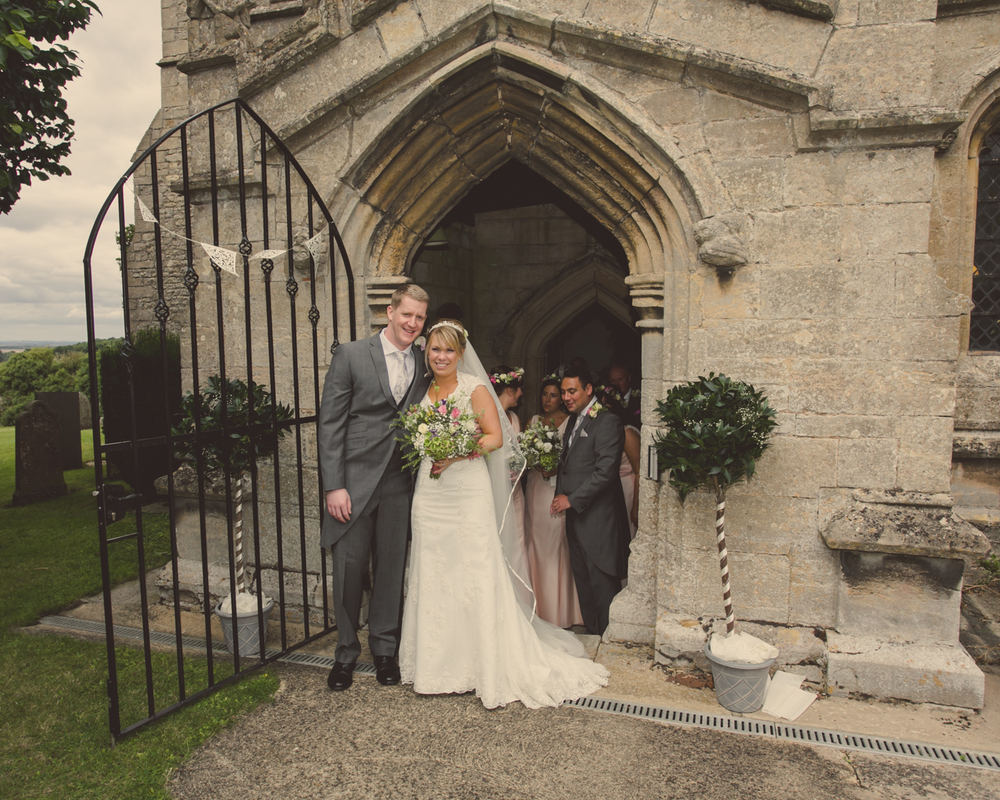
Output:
top-left (0, 0), bottom-right (161, 343)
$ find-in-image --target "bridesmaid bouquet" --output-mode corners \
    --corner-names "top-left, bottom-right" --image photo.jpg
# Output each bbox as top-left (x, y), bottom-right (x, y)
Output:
top-left (396, 397), bottom-right (484, 478)
top-left (519, 419), bottom-right (562, 474)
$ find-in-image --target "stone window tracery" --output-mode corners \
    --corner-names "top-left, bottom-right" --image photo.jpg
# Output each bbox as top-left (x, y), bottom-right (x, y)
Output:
top-left (972, 130), bottom-right (1000, 351)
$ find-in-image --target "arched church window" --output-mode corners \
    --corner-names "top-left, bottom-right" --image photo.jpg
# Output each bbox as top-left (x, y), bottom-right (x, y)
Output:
top-left (972, 130), bottom-right (1000, 351)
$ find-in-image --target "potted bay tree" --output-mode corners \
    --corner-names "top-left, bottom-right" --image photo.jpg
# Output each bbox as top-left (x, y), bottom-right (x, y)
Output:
top-left (653, 373), bottom-right (779, 712)
top-left (173, 375), bottom-right (292, 657)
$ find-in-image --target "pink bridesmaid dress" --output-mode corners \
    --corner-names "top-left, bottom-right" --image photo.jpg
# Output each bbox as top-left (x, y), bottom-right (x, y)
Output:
top-left (524, 415), bottom-right (584, 628)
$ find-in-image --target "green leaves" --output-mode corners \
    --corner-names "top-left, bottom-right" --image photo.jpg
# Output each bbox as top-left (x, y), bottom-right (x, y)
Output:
top-left (0, 0), bottom-right (99, 213)
top-left (653, 373), bottom-right (778, 502)
top-left (172, 375), bottom-right (294, 476)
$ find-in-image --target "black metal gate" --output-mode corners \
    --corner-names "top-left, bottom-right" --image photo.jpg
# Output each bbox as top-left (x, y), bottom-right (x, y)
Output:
top-left (82, 98), bottom-right (354, 742)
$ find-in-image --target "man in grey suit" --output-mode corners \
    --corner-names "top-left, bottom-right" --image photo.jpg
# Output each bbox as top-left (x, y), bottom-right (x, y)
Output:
top-left (550, 366), bottom-right (631, 636)
top-left (318, 284), bottom-right (430, 690)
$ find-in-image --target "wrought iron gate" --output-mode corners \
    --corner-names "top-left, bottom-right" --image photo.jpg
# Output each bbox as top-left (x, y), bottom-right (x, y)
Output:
top-left (82, 98), bottom-right (354, 742)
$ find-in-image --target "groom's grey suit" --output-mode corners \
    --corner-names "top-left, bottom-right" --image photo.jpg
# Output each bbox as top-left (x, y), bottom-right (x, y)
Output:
top-left (556, 407), bottom-right (631, 635)
top-left (318, 333), bottom-right (430, 664)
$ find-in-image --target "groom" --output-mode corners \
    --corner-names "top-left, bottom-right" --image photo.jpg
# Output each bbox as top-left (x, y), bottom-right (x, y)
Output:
top-left (318, 283), bottom-right (430, 691)
top-left (550, 366), bottom-right (630, 636)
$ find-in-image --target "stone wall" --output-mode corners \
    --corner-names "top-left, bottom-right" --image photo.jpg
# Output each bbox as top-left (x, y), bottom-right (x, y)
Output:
top-left (135, 0), bottom-right (1000, 705)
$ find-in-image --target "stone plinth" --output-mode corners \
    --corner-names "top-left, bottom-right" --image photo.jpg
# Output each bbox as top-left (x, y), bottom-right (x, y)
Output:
top-left (12, 400), bottom-right (67, 506)
top-left (827, 633), bottom-right (985, 709)
top-left (820, 494), bottom-right (989, 708)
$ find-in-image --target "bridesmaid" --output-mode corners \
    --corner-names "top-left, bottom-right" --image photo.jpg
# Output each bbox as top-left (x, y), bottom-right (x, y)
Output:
top-left (525, 377), bottom-right (584, 628)
top-left (601, 387), bottom-right (641, 539)
top-left (491, 365), bottom-right (529, 581)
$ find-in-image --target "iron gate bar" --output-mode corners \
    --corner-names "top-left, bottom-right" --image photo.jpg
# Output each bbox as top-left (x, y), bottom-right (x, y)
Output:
top-left (83, 97), bottom-right (355, 742)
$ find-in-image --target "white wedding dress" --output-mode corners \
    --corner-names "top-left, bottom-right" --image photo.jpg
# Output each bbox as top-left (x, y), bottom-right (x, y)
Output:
top-left (399, 373), bottom-right (609, 709)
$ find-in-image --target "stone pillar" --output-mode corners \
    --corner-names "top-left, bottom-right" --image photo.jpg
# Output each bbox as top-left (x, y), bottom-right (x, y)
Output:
top-left (606, 275), bottom-right (665, 644)
top-left (12, 401), bottom-right (68, 506)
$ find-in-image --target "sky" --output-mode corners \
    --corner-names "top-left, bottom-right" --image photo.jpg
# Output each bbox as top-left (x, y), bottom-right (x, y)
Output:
top-left (0, 0), bottom-right (163, 344)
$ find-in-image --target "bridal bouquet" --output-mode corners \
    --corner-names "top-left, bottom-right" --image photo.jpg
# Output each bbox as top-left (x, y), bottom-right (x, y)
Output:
top-left (519, 419), bottom-right (562, 474)
top-left (396, 397), bottom-right (484, 478)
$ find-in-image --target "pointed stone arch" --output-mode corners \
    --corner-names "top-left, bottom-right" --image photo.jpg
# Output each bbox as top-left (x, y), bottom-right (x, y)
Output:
top-left (333, 42), bottom-right (703, 288)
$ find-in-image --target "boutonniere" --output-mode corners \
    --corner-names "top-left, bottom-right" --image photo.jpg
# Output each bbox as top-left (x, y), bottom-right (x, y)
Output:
top-left (414, 336), bottom-right (426, 351)
top-left (587, 401), bottom-right (605, 419)
top-left (632, 388), bottom-right (641, 400)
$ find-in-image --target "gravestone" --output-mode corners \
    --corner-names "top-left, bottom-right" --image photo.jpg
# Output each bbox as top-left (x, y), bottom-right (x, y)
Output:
top-left (79, 392), bottom-right (93, 431)
top-left (34, 391), bottom-right (83, 470)
top-left (12, 400), bottom-right (67, 506)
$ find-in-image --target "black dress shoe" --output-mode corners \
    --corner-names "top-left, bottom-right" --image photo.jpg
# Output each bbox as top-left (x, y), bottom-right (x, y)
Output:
top-left (374, 655), bottom-right (401, 686)
top-left (327, 661), bottom-right (355, 692)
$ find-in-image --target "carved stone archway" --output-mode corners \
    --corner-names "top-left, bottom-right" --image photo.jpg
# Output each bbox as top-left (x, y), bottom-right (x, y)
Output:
top-left (333, 42), bottom-right (704, 644)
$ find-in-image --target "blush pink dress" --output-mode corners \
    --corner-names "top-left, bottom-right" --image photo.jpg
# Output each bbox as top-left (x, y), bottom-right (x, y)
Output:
top-left (620, 424), bottom-right (639, 540)
top-left (524, 415), bottom-right (584, 628)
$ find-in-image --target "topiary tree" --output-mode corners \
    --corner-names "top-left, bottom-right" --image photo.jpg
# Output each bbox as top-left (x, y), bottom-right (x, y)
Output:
top-left (172, 375), bottom-right (293, 595)
top-left (653, 373), bottom-right (778, 636)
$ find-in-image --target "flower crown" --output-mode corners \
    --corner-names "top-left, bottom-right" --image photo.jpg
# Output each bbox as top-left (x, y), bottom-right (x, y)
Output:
top-left (490, 366), bottom-right (524, 387)
top-left (427, 319), bottom-right (467, 338)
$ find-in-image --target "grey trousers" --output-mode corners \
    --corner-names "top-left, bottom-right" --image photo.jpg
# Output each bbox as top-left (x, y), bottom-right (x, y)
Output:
top-left (565, 524), bottom-right (621, 636)
top-left (328, 460), bottom-right (411, 664)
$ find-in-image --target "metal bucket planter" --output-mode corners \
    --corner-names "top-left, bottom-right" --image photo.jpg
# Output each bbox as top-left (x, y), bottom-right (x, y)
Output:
top-left (704, 643), bottom-right (777, 713)
top-left (215, 598), bottom-right (274, 657)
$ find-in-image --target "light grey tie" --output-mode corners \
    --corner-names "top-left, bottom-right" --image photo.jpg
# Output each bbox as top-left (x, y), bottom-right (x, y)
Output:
top-left (391, 350), bottom-right (409, 404)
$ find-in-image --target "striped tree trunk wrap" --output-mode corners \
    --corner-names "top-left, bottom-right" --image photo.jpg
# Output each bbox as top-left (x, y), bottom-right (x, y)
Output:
top-left (716, 493), bottom-right (735, 635)
top-left (233, 471), bottom-right (247, 594)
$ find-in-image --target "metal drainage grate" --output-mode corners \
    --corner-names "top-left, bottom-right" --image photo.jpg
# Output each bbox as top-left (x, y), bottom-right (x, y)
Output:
top-left (38, 616), bottom-right (1000, 771)
top-left (563, 696), bottom-right (1000, 772)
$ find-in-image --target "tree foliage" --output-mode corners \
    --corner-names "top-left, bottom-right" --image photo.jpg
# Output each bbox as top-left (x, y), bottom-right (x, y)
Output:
top-left (0, 346), bottom-right (88, 425)
top-left (653, 373), bottom-right (778, 502)
top-left (173, 376), bottom-right (293, 477)
top-left (0, 0), bottom-right (99, 214)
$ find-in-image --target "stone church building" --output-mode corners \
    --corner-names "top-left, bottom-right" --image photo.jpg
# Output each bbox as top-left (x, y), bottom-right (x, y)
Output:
top-left (130, 0), bottom-right (1000, 708)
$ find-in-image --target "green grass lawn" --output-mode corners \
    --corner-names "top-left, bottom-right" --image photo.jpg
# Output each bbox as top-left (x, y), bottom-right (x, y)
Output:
top-left (0, 427), bottom-right (279, 799)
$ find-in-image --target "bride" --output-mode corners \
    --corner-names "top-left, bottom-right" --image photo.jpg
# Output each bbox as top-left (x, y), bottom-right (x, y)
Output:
top-left (399, 319), bottom-right (609, 709)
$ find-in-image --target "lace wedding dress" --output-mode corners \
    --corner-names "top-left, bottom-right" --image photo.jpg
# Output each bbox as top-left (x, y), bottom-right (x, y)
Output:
top-left (399, 372), bottom-right (609, 709)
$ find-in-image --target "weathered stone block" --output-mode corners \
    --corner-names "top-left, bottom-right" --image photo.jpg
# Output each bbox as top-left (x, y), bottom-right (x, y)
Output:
top-left (742, 435), bottom-right (838, 499)
top-left (897, 415), bottom-right (954, 494)
top-left (836, 437), bottom-right (897, 489)
top-left (816, 24), bottom-right (935, 110)
top-left (376, 2), bottom-right (430, 59)
top-left (787, 533), bottom-right (839, 627)
top-left (704, 117), bottom-right (795, 160)
top-left (640, 83), bottom-right (703, 127)
top-left (858, 0), bottom-right (937, 24)
top-left (582, 0), bottom-right (655, 29)
top-left (841, 203), bottom-right (931, 261)
top-left (649, 0), bottom-right (829, 74)
top-left (794, 414), bottom-right (895, 439)
top-left (751, 207), bottom-right (843, 267)
top-left (682, 491), bottom-right (818, 555)
top-left (826, 633), bottom-right (984, 709)
top-left (715, 158), bottom-right (784, 211)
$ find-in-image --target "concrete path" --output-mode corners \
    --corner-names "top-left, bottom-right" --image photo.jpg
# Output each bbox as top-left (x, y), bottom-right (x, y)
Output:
top-left (167, 663), bottom-right (1000, 800)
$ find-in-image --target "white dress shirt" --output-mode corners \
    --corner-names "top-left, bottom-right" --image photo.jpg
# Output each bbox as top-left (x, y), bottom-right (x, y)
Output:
top-left (380, 330), bottom-right (413, 399)
top-left (569, 395), bottom-right (597, 447)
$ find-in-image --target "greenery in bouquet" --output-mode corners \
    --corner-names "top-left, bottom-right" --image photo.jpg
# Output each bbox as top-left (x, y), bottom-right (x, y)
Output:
top-left (519, 419), bottom-right (562, 472)
top-left (396, 396), bottom-right (484, 478)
